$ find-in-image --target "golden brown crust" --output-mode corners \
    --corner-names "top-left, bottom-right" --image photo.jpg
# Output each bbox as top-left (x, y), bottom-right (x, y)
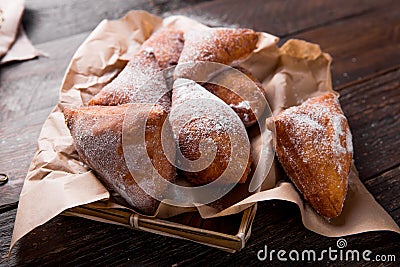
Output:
top-left (64, 104), bottom-right (175, 215)
top-left (203, 67), bottom-right (266, 127)
top-left (140, 27), bottom-right (184, 69)
top-left (177, 117), bottom-right (252, 185)
top-left (175, 28), bottom-right (258, 78)
top-left (274, 93), bottom-right (353, 218)
top-left (87, 50), bottom-right (170, 111)
top-left (179, 28), bottom-right (258, 65)
top-left (170, 79), bottom-right (252, 185)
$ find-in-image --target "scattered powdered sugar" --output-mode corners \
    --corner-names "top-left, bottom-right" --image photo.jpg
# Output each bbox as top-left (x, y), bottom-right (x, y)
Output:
top-left (65, 105), bottom-right (172, 214)
top-left (290, 113), bottom-right (325, 132)
top-left (169, 79), bottom-right (251, 184)
top-left (170, 79), bottom-right (245, 135)
top-left (276, 93), bottom-right (353, 179)
top-left (346, 130), bottom-right (353, 154)
top-left (181, 28), bottom-right (257, 63)
top-left (140, 27), bottom-right (184, 69)
top-left (88, 51), bottom-right (170, 110)
top-left (66, 107), bottom-right (127, 190)
top-left (331, 113), bottom-right (348, 155)
top-left (144, 47), bottom-right (154, 53)
top-left (204, 66), bottom-right (267, 127)
top-left (164, 12), bottom-right (240, 29)
top-left (229, 100), bottom-right (251, 109)
top-left (274, 93), bottom-right (354, 217)
top-left (175, 28), bottom-right (258, 78)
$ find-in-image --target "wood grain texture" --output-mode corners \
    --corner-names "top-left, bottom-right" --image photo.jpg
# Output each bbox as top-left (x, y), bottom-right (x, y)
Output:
top-left (2, 68), bottom-right (399, 267)
top-left (290, 2), bottom-right (400, 87)
top-left (0, 32), bottom-right (88, 122)
top-left (175, 0), bottom-right (400, 87)
top-left (172, 0), bottom-right (394, 34)
top-left (22, 0), bottom-right (212, 45)
top-left (2, 67), bottom-right (398, 209)
top-left (338, 68), bottom-right (400, 179)
top-left (364, 165), bottom-right (400, 222)
top-left (0, 108), bottom-right (52, 206)
top-left (3, 194), bottom-right (399, 266)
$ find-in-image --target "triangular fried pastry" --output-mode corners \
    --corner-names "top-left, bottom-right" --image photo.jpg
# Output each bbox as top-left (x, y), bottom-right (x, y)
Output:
top-left (88, 50), bottom-right (170, 111)
top-left (64, 104), bottom-right (175, 215)
top-left (175, 28), bottom-right (258, 79)
top-left (274, 93), bottom-right (353, 218)
top-left (140, 27), bottom-right (184, 69)
top-left (170, 78), bottom-right (252, 185)
top-left (203, 66), bottom-right (267, 127)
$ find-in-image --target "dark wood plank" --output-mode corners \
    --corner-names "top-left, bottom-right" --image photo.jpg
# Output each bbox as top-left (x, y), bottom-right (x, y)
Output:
top-left (0, 1), bottom-right (217, 123)
top-left (173, 0), bottom-right (393, 34)
top-left (22, 0), bottom-right (212, 45)
top-left (338, 68), bottom-right (400, 179)
top-left (175, 0), bottom-right (400, 87)
top-left (3, 170), bottom-right (399, 267)
top-left (2, 66), bottom-right (398, 210)
top-left (1, 1), bottom-right (400, 266)
top-left (0, 209), bottom-right (15, 265)
top-left (0, 32), bottom-right (81, 208)
top-left (3, 124), bottom-right (400, 266)
top-left (364, 165), bottom-right (400, 221)
top-left (289, 3), bottom-right (400, 87)
top-left (0, 108), bottom-right (52, 207)
top-left (2, 208), bottom-right (230, 266)
top-left (0, 32), bottom-right (89, 122)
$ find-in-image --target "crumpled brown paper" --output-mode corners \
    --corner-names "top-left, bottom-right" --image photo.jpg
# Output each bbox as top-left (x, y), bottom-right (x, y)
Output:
top-left (11, 10), bottom-right (399, 251)
top-left (1, 26), bottom-right (42, 64)
top-left (0, 0), bottom-right (42, 64)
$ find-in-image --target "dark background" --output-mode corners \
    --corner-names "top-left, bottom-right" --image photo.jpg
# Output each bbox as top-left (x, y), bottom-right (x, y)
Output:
top-left (1, 0), bottom-right (399, 266)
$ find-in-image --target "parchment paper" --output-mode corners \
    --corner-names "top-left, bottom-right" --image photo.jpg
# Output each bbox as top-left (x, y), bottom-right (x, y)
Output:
top-left (1, 26), bottom-right (42, 64)
top-left (0, 0), bottom-right (24, 57)
top-left (11, 10), bottom-right (399, 251)
top-left (0, 0), bottom-right (42, 64)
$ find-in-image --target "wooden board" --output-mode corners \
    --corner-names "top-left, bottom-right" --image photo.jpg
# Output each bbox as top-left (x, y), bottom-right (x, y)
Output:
top-left (1, 0), bottom-right (399, 265)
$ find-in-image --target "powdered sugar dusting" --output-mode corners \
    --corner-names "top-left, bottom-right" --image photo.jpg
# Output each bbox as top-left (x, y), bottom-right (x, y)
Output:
top-left (64, 105), bottom-right (174, 214)
top-left (274, 93), bottom-right (353, 218)
top-left (175, 28), bottom-right (258, 78)
top-left (278, 94), bottom-right (352, 160)
top-left (290, 113), bottom-right (325, 132)
top-left (169, 79), bottom-right (251, 184)
top-left (140, 27), bottom-right (184, 69)
top-left (331, 113), bottom-right (347, 156)
top-left (204, 66), bottom-right (267, 127)
top-left (170, 79), bottom-right (244, 135)
top-left (346, 129), bottom-right (353, 154)
top-left (88, 51), bottom-right (170, 111)
top-left (230, 100), bottom-right (250, 109)
top-left (164, 12), bottom-right (240, 28)
top-left (179, 28), bottom-right (257, 64)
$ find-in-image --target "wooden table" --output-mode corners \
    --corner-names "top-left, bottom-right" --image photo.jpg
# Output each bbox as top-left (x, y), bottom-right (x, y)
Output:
top-left (1, 0), bottom-right (399, 265)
